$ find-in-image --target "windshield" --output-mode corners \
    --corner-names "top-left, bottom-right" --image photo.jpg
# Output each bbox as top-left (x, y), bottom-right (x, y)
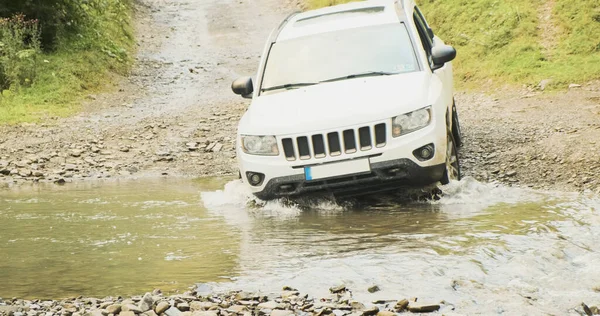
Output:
top-left (260, 23), bottom-right (419, 93)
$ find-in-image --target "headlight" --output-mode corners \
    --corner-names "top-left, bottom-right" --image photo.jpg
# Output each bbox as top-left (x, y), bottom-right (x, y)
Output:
top-left (241, 135), bottom-right (279, 156)
top-left (392, 106), bottom-right (432, 137)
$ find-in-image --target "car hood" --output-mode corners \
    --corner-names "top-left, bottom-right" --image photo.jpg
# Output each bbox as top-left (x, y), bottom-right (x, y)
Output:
top-left (239, 71), bottom-right (432, 136)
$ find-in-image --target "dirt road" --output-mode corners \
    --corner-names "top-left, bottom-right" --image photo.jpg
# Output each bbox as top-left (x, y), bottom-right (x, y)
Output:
top-left (0, 0), bottom-right (599, 194)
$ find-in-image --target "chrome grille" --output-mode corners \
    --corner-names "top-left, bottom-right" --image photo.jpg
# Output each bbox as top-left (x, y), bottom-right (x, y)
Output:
top-left (281, 123), bottom-right (387, 161)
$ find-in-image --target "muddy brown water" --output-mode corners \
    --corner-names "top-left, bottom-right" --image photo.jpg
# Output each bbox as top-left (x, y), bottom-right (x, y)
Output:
top-left (1, 178), bottom-right (600, 314)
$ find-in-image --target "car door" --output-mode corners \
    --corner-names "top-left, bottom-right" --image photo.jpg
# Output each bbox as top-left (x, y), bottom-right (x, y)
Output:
top-left (412, 6), bottom-right (453, 108)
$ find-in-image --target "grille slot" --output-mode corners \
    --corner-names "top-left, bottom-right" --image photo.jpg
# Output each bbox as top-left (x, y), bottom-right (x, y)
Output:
top-left (297, 136), bottom-right (311, 160)
top-left (343, 130), bottom-right (357, 153)
top-left (358, 127), bottom-right (372, 150)
top-left (327, 132), bottom-right (341, 156)
top-left (282, 138), bottom-right (296, 161)
top-left (312, 135), bottom-right (326, 158)
top-left (280, 123), bottom-right (387, 160)
top-left (374, 123), bottom-right (386, 147)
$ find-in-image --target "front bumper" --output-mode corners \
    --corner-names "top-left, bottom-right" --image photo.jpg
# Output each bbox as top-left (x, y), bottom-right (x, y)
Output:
top-left (254, 158), bottom-right (445, 200)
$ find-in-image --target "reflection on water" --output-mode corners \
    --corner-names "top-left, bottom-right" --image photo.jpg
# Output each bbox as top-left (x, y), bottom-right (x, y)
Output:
top-left (0, 178), bottom-right (238, 299)
top-left (2, 177), bottom-right (600, 314)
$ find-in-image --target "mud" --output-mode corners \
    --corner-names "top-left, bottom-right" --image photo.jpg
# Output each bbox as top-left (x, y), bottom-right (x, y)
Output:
top-left (0, 0), bottom-right (599, 195)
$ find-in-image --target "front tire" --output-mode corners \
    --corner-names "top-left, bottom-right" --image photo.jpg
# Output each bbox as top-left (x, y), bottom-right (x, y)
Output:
top-left (440, 132), bottom-right (461, 185)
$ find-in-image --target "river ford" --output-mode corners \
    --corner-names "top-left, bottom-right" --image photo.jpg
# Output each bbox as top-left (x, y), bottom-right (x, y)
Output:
top-left (1, 178), bottom-right (600, 314)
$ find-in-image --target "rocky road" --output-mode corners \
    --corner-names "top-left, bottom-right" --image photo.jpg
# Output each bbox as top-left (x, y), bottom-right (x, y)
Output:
top-left (1, 0), bottom-right (600, 194)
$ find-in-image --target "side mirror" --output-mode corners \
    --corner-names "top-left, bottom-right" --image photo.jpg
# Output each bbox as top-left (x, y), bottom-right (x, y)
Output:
top-left (431, 45), bottom-right (456, 70)
top-left (232, 77), bottom-right (254, 99)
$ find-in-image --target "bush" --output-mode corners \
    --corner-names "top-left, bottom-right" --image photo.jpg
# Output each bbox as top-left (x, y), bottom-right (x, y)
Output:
top-left (0, 14), bottom-right (41, 92)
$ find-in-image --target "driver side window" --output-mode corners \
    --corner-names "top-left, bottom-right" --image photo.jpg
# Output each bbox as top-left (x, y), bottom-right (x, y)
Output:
top-left (413, 9), bottom-right (433, 66)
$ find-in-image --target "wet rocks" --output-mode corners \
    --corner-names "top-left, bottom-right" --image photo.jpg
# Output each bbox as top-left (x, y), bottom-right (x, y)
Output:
top-left (107, 304), bottom-right (122, 314)
top-left (367, 285), bottom-right (380, 293)
top-left (138, 293), bottom-right (153, 312)
top-left (407, 304), bottom-right (440, 313)
top-left (329, 285), bottom-right (347, 294)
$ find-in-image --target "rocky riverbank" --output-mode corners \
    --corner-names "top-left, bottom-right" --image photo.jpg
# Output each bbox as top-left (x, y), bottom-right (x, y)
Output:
top-left (0, 286), bottom-right (451, 316)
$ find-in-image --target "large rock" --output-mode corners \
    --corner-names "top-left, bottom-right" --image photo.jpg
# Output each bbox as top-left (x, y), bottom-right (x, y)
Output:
top-left (257, 302), bottom-right (284, 310)
top-left (362, 306), bottom-right (379, 316)
top-left (407, 304), bottom-right (440, 313)
top-left (106, 305), bottom-right (122, 315)
top-left (163, 307), bottom-right (181, 316)
top-left (138, 293), bottom-right (154, 313)
top-left (154, 302), bottom-right (170, 315)
top-left (122, 304), bottom-right (142, 314)
top-left (176, 303), bottom-right (189, 312)
top-left (226, 305), bottom-right (247, 314)
top-left (190, 312), bottom-right (217, 316)
top-left (270, 310), bottom-right (293, 316)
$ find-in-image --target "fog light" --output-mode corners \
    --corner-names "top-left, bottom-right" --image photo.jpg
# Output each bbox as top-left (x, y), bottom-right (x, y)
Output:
top-left (413, 144), bottom-right (435, 161)
top-left (246, 172), bottom-right (265, 186)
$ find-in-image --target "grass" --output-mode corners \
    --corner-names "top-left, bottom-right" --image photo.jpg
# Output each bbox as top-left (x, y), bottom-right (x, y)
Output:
top-left (0, 1), bottom-right (134, 124)
top-left (306, 0), bottom-right (600, 89)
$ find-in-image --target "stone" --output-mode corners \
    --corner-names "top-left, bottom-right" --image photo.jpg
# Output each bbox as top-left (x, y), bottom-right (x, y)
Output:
top-left (211, 143), bottom-right (223, 153)
top-left (270, 310), bottom-right (293, 316)
top-left (122, 304), bottom-right (142, 314)
top-left (394, 300), bottom-right (408, 312)
top-left (362, 307), bottom-right (379, 316)
top-left (118, 312), bottom-right (135, 316)
top-left (163, 307), bottom-right (181, 316)
top-left (190, 312), bottom-right (217, 316)
top-left (506, 170), bottom-right (517, 177)
top-left (569, 83), bottom-right (582, 89)
top-left (205, 143), bottom-right (216, 152)
top-left (176, 303), bottom-right (189, 312)
top-left (376, 312), bottom-right (395, 316)
top-left (65, 164), bottom-right (77, 171)
top-left (350, 301), bottom-right (366, 311)
top-left (257, 302), bottom-right (284, 310)
top-left (138, 293), bottom-right (153, 313)
top-left (329, 285), bottom-right (346, 294)
top-left (407, 304), bottom-right (440, 313)
top-left (367, 286), bottom-right (380, 293)
top-left (106, 305), bottom-right (122, 315)
top-left (189, 302), bottom-right (214, 312)
top-left (142, 312), bottom-right (157, 316)
top-left (18, 169), bottom-right (32, 177)
top-left (70, 150), bottom-right (82, 157)
top-left (226, 305), bottom-right (248, 313)
top-left (154, 302), bottom-right (170, 314)
top-left (280, 291), bottom-right (299, 300)
top-left (582, 303), bottom-right (593, 316)
top-left (84, 311), bottom-right (104, 316)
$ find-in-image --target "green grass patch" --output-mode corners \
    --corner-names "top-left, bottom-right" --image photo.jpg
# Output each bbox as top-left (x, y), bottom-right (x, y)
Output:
top-left (306, 0), bottom-right (600, 89)
top-left (0, 0), bottom-right (134, 124)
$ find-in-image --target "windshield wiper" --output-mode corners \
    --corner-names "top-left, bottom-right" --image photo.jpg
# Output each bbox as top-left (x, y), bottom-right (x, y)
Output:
top-left (261, 82), bottom-right (318, 92)
top-left (320, 71), bottom-right (399, 83)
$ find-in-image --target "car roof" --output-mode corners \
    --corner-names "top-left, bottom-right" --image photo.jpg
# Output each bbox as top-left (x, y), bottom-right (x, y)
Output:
top-left (277, 0), bottom-right (409, 42)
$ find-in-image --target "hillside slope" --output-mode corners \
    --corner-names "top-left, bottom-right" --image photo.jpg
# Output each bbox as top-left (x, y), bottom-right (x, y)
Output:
top-left (308, 0), bottom-right (600, 89)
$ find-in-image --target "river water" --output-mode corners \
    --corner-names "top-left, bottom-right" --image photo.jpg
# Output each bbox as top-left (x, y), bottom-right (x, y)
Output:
top-left (1, 178), bottom-right (599, 314)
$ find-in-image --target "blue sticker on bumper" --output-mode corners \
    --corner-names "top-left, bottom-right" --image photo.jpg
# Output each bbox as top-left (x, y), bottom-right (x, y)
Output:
top-left (305, 167), bottom-right (312, 181)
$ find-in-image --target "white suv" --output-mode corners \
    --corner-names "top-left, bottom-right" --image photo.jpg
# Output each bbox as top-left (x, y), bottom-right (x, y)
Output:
top-left (231, 0), bottom-right (462, 200)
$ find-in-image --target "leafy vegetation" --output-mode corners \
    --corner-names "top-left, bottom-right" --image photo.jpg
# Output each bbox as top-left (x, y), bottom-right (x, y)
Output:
top-left (307, 0), bottom-right (600, 89)
top-left (0, 0), bottom-right (134, 124)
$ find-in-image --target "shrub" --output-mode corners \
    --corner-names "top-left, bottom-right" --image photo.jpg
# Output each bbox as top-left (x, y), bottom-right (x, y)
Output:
top-left (0, 14), bottom-right (41, 92)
